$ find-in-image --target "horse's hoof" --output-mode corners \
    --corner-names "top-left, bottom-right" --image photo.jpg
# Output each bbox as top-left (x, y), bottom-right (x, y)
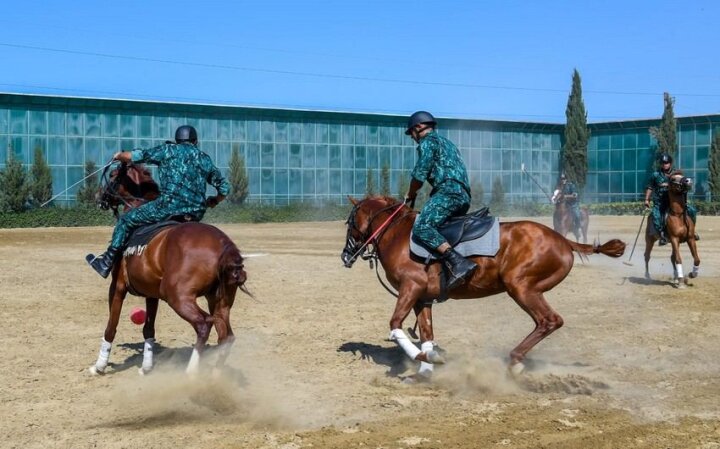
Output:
top-left (138, 367), bottom-right (152, 376)
top-left (402, 373), bottom-right (432, 385)
top-left (509, 362), bottom-right (525, 376)
top-left (675, 282), bottom-right (686, 289)
top-left (689, 272), bottom-right (698, 279)
top-left (644, 273), bottom-right (651, 280)
top-left (88, 365), bottom-right (105, 376)
top-left (426, 350), bottom-right (445, 364)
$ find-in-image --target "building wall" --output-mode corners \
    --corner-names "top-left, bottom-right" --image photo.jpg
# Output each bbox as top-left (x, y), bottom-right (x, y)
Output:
top-left (1, 93), bottom-right (716, 206)
top-left (0, 93), bottom-right (564, 206)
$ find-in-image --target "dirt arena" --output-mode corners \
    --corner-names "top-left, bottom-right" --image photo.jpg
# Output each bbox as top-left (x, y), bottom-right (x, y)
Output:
top-left (1, 216), bottom-right (719, 449)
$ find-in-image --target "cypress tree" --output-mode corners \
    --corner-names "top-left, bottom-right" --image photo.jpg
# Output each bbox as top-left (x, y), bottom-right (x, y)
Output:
top-left (76, 160), bottom-right (100, 206)
top-left (380, 164), bottom-right (390, 196)
top-left (365, 167), bottom-right (375, 196)
top-left (0, 150), bottom-right (30, 212)
top-left (30, 146), bottom-right (53, 207)
top-left (470, 179), bottom-right (484, 209)
top-left (561, 69), bottom-right (590, 190)
top-left (649, 92), bottom-right (677, 160)
top-left (489, 176), bottom-right (505, 214)
top-left (709, 128), bottom-right (720, 201)
top-left (397, 171), bottom-right (409, 199)
top-left (227, 145), bottom-right (249, 205)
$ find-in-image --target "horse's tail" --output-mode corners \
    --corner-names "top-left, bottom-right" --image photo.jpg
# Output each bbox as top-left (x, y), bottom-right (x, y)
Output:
top-left (567, 239), bottom-right (626, 258)
top-left (218, 243), bottom-right (253, 301)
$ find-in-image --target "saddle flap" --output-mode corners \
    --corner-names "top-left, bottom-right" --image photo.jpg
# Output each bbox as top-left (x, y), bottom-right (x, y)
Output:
top-left (417, 207), bottom-right (494, 247)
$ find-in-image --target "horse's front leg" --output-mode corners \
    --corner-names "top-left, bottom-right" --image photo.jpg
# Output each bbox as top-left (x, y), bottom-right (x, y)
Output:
top-left (644, 233), bottom-right (655, 279)
top-left (388, 283), bottom-right (443, 366)
top-left (669, 238), bottom-right (685, 288)
top-left (89, 280), bottom-right (128, 375)
top-left (687, 236), bottom-right (701, 279)
top-left (139, 297), bottom-right (159, 375)
top-left (413, 303), bottom-right (444, 379)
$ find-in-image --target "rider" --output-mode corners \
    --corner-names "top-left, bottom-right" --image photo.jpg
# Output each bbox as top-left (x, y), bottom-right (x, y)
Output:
top-left (404, 111), bottom-right (477, 290)
top-left (644, 152), bottom-right (699, 246)
top-left (551, 173), bottom-right (581, 232)
top-left (86, 125), bottom-right (230, 278)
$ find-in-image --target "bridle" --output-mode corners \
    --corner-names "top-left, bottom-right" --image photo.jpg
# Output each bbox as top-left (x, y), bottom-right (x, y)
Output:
top-left (342, 199), bottom-right (408, 268)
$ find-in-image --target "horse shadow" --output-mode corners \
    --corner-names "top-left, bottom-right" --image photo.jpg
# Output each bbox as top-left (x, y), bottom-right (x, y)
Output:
top-left (337, 341), bottom-right (412, 377)
top-left (624, 276), bottom-right (672, 287)
top-left (111, 342), bottom-right (246, 384)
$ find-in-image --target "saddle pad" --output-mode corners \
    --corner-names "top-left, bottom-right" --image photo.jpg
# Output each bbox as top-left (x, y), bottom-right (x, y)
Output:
top-left (124, 221), bottom-right (181, 256)
top-left (410, 217), bottom-right (501, 260)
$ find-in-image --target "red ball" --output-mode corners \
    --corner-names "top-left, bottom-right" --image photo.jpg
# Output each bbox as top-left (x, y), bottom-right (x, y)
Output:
top-left (130, 307), bottom-right (146, 325)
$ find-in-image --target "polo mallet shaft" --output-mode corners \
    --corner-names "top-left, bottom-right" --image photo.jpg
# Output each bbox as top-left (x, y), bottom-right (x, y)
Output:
top-left (626, 211), bottom-right (647, 263)
top-left (40, 160), bottom-right (114, 207)
top-left (407, 320), bottom-right (419, 340)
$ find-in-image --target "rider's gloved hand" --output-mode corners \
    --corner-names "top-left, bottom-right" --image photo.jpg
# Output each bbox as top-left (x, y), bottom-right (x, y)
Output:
top-left (205, 196), bottom-right (220, 208)
top-left (404, 195), bottom-right (416, 209)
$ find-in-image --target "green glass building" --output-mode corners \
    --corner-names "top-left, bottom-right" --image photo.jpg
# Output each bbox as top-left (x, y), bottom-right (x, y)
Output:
top-left (0, 93), bottom-right (717, 205)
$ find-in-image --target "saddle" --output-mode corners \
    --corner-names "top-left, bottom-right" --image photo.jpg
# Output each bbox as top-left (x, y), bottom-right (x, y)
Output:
top-left (124, 216), bottom-right (198, 253)
top-left (413, 206), bottom-right (494, 248)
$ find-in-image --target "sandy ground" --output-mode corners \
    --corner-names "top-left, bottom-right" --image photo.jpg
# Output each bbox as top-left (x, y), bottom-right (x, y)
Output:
top-left (1, 216), bottom-right (719, 449)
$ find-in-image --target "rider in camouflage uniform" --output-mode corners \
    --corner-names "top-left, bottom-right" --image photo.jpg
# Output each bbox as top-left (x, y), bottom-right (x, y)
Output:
top-left (404, 111), bottom-right (477, 290)
top-left (644, 152), bottom-right (698, 246)
top-left (551, 173), bottom-right (581, 232)
top-left (86, 125), bottom-right (230, 278)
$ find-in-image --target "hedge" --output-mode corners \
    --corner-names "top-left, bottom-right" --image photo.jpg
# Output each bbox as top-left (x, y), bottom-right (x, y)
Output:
top-left (1, 200), bottom-right (719, 229)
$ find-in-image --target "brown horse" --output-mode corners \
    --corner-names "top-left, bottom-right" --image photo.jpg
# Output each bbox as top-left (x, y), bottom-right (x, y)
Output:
top-left (89, 163), bottom-right (250, 376)
top-left (644, 172), bottom-right (700, 287)
top-left (553, 195), bottom-right (589, 244)
top-left (341, 196), bottom-right (625, 378)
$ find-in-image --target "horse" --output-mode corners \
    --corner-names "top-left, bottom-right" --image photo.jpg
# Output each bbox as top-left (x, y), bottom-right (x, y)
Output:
top-left (643, 172), bottom-right (700, 287)
top-left (88, 163), bottom-right (251, 376)
top-left (341, 196), bottom-right (625, 379)
top-left (553, 194), bottom-right (589, 244)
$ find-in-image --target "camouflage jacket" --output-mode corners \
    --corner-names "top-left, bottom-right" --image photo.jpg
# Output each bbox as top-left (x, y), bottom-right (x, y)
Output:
top-left (410, 131), bottom-right (470, 197)
top-left (130, 142), bottom-right (230, 217)
top-left (646, 170), bottom-right (671, 203)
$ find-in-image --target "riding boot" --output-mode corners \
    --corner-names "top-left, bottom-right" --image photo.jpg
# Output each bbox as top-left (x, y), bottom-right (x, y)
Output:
top-left (441, 249), bottom-right (478, 290)
top-left (86, 247), bottom-right (120, 278)
top-left (658, 231), bottom-right (668, 246)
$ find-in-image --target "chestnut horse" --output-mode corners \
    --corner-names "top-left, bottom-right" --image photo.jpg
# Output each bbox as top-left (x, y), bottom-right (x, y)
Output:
top-left (553, 195), bottom-right (589, 244)
top-left (89, 163), bottom-right (250, 376)
top-left (341, 196), bottom-right (625, 378)
top-left (644, 172), bottom-right (700, 286)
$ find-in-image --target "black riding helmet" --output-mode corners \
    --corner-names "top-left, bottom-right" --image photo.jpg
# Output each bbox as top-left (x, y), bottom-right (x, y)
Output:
top-left (405, 111), bottom-right (437, 135)
top-left (175, 125), bottom-right (198, 144)
top-left (658, 153), bottom-right (673, 164)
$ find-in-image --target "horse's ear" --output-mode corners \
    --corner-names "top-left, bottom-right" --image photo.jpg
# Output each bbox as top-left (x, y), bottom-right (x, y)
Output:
top-left (347, 195), bottom-right (358, 206)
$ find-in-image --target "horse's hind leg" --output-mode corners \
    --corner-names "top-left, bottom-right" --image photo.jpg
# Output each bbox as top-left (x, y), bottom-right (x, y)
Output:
top-left (506, 288), bottom-right (564, 374)
top-left (166, 293), bottom-right (212, 375)
top-left (644, 234), bottom-right (655, 279)
top-left (139, 297), bottom-right (159, 375)
top-left (207, 289), bottom-right (237, 375)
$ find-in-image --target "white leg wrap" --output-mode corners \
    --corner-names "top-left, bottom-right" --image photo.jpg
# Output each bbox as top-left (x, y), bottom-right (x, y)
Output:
top-left (692, 265), bottom-right (699, 276)
top-left (389, 328), bottom-right (421, 360)
top-left (676, 263), bottom-right (684, 279)
top-left (186, 348), bottom-right (200, 375)
top-left (418, 341), bottom-right (435, 376)
top-left (141, 338), bottom-right (154, 372)
top-left (95, 338), bottom-right (112, 372)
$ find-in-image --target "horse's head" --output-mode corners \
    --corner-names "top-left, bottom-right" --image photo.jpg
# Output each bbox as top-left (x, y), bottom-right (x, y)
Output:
top-left (668, 172), bottom-right (693, 195)
top-left (341, 196), bottom-right (405, 268)
top-left (97, 163), bottom-right (160, 214)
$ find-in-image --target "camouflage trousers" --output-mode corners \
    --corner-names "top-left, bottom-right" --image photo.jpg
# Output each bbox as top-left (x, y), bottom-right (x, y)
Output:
top-left (650, 201), bottom-right (697, 236)
top-left (412, 191), bottom-right (470, 250)
top-left (109, 200), bottom-right (196, 250)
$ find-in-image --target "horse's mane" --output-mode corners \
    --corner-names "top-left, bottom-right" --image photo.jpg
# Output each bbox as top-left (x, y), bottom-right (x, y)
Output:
top-left (362, 194), bottom-right (403, 205)
top-left (124, 164), bottom-right (160, 198)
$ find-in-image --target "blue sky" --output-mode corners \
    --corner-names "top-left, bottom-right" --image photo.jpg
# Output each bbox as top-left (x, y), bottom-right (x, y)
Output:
top-left (0, 0), bottom-right (718, 123)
